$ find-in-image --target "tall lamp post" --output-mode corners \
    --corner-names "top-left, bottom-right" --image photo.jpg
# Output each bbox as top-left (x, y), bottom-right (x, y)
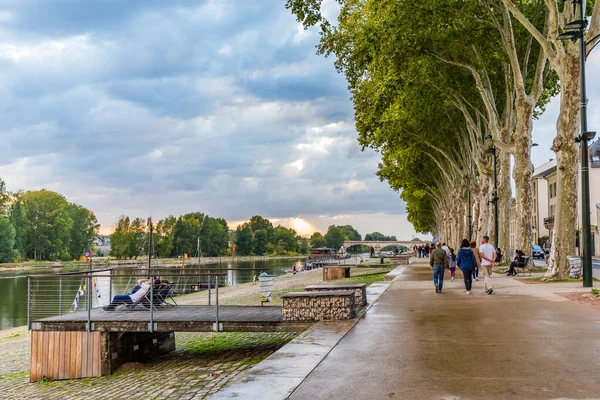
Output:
top-left (558, 0), bottom-right (597, 287)
top-left (485, 135), bottom-right (499, 249)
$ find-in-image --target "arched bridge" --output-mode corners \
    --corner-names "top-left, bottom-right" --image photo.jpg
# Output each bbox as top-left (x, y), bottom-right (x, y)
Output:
top-left (343, 240), bottom-right (428, 250)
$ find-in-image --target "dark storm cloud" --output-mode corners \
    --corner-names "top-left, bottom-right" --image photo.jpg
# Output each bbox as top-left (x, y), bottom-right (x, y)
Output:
top-left (0, 0), bottom-right (407, 228)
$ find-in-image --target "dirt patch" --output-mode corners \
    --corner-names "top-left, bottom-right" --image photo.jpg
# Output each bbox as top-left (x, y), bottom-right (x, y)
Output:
top-left (555, 292), bottom-right (600, 310)
top-left (116, 362), bottom-right (146, 373)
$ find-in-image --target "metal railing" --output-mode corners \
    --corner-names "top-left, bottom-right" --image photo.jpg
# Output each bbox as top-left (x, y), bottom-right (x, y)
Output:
top-left (27, 266), bottom-right (269, 333)
top-left (544, 216), bottom-right (555, 227)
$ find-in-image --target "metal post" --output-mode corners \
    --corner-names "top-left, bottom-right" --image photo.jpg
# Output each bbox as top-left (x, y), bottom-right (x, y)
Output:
top-left (87, 275), bottom-right (92, 332)
top-left (468, 189), bottom-right (473, 240)
top-left (27, 277), bottom-right (31, 331)
top-left (579, 0), bottom-right (593, 287)
top-left (208, 271), bottom-right (211, 305)
top-left (493, 148), bottom-right (499, 249)
top-left (149, 283), bottom-right (154, 332)
top-left (59, 277), bottom-right (63, 315)
top-left (215, 276), bottom-right (219, 332)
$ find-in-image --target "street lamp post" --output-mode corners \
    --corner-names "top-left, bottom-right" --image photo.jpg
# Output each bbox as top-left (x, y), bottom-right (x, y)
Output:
top-left (558, 0), bottom-right (597, 287)
top-left (485, 135), bottom-right (499, 249)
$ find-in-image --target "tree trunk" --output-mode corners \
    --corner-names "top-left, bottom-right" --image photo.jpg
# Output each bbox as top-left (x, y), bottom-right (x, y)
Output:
top-left (512, 98), bottom-right (534, 255)
top-left (546, 54), bottom-right (580, 279)
top-left (472, 185), bottom-right (480, 242)
top-left (498, 138), bottom-right (512, 254)
top-left (477, 174), bottom-right (491, 244)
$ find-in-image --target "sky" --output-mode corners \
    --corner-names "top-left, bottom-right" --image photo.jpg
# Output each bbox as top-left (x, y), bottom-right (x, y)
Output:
top-left (0, 1), bottom-right (597, 240)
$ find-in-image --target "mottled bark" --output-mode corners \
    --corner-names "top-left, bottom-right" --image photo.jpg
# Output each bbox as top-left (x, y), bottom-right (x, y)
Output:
top-left (512, 98), bottom-right (534, 254)
top-left (472, 186), bottom-right (480, 242)
top-left (477, 174), bottom-right (491, 243)
top-left (546, 49), bottom-right (579, 279)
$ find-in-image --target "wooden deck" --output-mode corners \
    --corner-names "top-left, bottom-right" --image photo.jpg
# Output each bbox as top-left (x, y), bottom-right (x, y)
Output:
top-left (31, 306), bottom-right (312, 333)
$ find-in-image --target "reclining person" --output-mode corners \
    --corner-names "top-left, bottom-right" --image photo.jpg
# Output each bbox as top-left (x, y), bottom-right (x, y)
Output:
top-left (103, 279), bottom-right (153, 311)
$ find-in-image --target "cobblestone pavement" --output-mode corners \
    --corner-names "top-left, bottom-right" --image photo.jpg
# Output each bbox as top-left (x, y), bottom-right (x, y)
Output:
top-left (0, 331), bottom-right (297, 400)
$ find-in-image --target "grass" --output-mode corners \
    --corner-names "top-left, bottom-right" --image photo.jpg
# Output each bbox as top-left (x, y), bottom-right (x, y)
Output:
top-left (528, 275), bottom-right (598, 282)
top-left (0, 371), bottom-right (29, 381)
top-left (181, 332), bottom-right (296, 357)
top-left (590, 288), bottom-right (599, 295)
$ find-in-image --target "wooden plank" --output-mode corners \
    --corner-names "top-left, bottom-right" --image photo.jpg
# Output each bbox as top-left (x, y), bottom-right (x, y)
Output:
top-left (81, 331), bottom-right (88, 378)
top-left (53, 331), bottom-right (60, 378)
top-left (92, 332), bottom-right (100, 376)
top-left (30, 331), bottom-right (38, 382)
top-left (86, 331), bottom-right (94, 377)
top-left (75, 332), bottom-right (82, 379)
top-left (69, 331), bottom-right (77, 378)
top-left (47, 331), bottom-right (54, 379)
top-left (36, 330), bottom-right (43, 382)
top-left (60, 331), bottom-right (68, 380)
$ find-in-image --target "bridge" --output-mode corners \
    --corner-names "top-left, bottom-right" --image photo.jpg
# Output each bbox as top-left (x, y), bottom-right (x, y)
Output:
top-left (343, 240), bottom-right (428, 251)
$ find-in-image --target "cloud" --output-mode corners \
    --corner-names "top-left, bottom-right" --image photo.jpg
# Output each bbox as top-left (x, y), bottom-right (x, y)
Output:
top-left (0, 0), bottom-right (408, 235)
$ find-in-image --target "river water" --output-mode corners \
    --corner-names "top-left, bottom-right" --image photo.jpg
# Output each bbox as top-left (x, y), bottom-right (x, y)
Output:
top-left (0, 258), bottom-right (305, 331)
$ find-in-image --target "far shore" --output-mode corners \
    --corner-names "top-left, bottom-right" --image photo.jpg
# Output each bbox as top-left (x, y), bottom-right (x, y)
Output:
top-left (0, 254), bottom-right (308, 272)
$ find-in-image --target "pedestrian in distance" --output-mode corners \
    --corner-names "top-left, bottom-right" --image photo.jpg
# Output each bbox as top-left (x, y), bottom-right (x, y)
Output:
top-left (442, 242), bottom-right (450, 253)
top-left (456, 239), bottom-right (478, 295)
top-left (470, 241), bottom-right (480, 281)
top-left (430, 242), bottom-right (449, 294)
top-left (448, 248), bottom-right (457, 281)
top-left (424, 244), bottom-right (430, 258)
top-left (479, 235), bottom-right (496, 295)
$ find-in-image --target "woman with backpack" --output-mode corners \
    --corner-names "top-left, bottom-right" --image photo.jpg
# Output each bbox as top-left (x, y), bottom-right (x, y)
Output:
top-left (456, 239), bottom-right (478, 295)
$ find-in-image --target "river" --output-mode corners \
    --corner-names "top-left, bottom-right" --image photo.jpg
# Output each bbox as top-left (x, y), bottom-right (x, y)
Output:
top-left (0, 257), bottom-right (305, 331)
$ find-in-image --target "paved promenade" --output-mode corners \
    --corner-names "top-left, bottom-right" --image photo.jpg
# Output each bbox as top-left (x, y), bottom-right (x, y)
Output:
top-left (289, 259), bottom-right (600, 400)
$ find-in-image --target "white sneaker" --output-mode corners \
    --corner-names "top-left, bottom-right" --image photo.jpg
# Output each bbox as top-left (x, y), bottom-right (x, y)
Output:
top-left (466, 291), bottom-right (471, 295)
top-left (451, 277), bottom-right (454, 281)
top-left (475, 278), bottom-right (479, 281)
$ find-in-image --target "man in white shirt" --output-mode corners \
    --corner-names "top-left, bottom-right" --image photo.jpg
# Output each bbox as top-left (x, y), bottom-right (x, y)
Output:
top-left (103, 279), bottom-right (152, 310)
top-left (441, 243), bottom-right (450, 253)
top-left (479, 235), bottom-right (496, 295)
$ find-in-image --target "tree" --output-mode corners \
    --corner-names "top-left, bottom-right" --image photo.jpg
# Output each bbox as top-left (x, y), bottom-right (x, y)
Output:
top-left (173, 213), bottom-right (203, 256)
top-left (200, 216), bottom-right (229, 256)
top-left (0, 178), bottom-right (9, 217)
top-left (22, 190), bottom-right (73, 260)
top-left (299, 237), bottom-right (310, 254)
top-left (10, 200), bottom-right (24, 258)
top-left (235, 224), bottom-right (254, 256)
top-left (253, 229), bottom-right (268, 255)
top-left (110, 216), bottom-right (131, 259)
top-left (247, 215), bottom-right (274, 242)
top-left (325, 226), bottom-right (345, 249)
top-left (338, 225), bottom-right (361, 241)
top-left (273, 226), bottom-right (298, 254)
top-left (156, 215), bottom-right (177, 257)
top-left (67, 203), bottom-right (99, 259)
top-left (0, 217), bottom-right (15, 263)
top-left (127, 217), bottom-right (146, 259)
top-left (310, 232), bottom-right (326, 248)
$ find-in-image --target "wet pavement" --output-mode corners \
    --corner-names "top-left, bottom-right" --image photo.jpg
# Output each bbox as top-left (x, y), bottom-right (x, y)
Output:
top-left (289, 259), bottom-right (600, 400)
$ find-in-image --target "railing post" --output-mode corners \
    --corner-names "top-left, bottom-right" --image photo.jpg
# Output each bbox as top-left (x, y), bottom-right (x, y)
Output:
top-left (208, 271), bottom-right (211, 306)
top-left (215, 276), bottom-right (219, 332)
top-left (149, 283), bottom-right (154, 332)
top-left (27, 277), bottom-right (31, 331)
top-left (59, 277), bottom-right (62, 315)
top-left (87, 275), bottom-right (92, 332)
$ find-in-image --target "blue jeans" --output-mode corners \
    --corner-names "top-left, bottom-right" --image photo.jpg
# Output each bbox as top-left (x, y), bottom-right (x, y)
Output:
top-left (433, 266), bottom-right (444, 291)
top-left (109, 294), bottom-right (133, 307)
top-left (472, 268), bottom-right (479, 279)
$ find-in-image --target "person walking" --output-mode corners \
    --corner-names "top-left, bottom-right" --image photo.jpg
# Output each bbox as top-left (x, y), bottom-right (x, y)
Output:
top-left (442, 242), bottom-right (450, 253)
top-left (429, 242), bottom-right (448, 294)
top-left (424, 244), bottom-right (430, 258)
top-left (479, 235), bottom-right (496, 295)
top-left (456, 239), bottom-right (477, 295)
top-left (470, 241), bottom-right (480, 281)
top-left (448, 248), bottom-right (457, 281)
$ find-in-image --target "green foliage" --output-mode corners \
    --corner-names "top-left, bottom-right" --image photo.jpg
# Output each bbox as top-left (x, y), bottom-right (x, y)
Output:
top-left (0, 217), bottom-right (16, 263)
top-left (273, 226), bottom-right (298, 254)
top-left (299, 237), bottom-right (310, 254)
top-left (200, 217), bottom-right (228, 256)
top-left (9, 200), bottom-right (24, 257)
top-left (364, 232), bottom-right (397, 241)
top-left (156, 215), bottom-right (176, 257)
top-left (21, 190), bottom-right (73, 261)
top-left (310, 232), bottom-right (327, 248)
top-left (235, 224), bottom-right (254, 256)
top-left (591, 288), bottom-right (599, 295)
top-left (324, 226), bottom-right (345, 249)
top-left (67, 203), bottom-right (99, 259)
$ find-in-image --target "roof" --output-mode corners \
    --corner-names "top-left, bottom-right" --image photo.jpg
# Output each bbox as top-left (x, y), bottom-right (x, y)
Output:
top-left (533, 159), bottom-right (557, 178)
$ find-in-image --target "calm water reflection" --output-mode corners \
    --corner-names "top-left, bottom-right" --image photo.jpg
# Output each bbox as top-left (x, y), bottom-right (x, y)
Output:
top-left (0, 258), bottom-right (304, 331)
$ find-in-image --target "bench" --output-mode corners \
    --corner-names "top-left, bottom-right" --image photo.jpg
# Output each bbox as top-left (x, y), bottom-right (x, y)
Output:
top-left (304, 283), bottom-right (367, 307)
top-left (322, 266), bottom-right (351, 281)
top-left (281, 290), bottom-right (356, 322)
top-left (514, 256), bottom-right (533, 276)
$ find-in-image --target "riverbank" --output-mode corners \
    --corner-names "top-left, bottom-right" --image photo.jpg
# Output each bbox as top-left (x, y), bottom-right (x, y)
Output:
top-left (0, 254), bottom-right (307, 272)
top-left (0, 265), bottom-right (392, 399)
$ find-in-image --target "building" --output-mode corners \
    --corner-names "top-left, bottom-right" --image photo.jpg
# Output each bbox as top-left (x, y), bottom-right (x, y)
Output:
top-left (532, 161), bottom-right (552, 244)
top-left (534, 140), bottom-right (600, 256)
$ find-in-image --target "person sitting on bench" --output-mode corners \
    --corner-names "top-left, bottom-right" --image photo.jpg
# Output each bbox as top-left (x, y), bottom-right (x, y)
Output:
top-left (103, 279), bottom-right (153, 311)
top-left (506, 250), bottom-right (524, 276)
